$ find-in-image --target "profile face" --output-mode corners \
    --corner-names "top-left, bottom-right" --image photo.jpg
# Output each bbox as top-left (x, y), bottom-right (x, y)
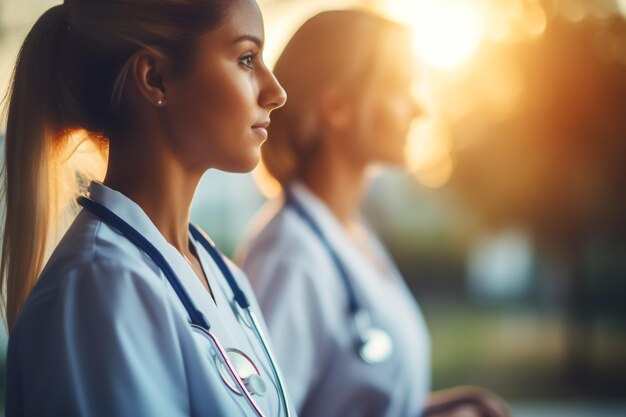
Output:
top-left (163, 0), bottom-right (287, 173)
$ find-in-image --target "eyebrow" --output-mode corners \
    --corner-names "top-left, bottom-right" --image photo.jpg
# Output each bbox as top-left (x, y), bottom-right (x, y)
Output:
top-left (234, 34), bottom-right (263, 48)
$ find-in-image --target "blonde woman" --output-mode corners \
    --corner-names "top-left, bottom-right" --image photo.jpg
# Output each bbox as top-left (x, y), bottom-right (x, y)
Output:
top-left (2, 1), bottom-right (295, 416)
top-left (237, 10), bottom-right (510, 417)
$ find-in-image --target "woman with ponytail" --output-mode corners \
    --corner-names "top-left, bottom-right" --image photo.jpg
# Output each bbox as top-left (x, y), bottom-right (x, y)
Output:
top-left (2, 1), bottom-right (292, 416)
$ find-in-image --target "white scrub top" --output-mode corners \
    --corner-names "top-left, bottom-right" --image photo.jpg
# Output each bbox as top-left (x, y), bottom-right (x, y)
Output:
top-left (236, 183), bottom-right (431, 417)
top-left (6, 182), bottom-right (296, 417)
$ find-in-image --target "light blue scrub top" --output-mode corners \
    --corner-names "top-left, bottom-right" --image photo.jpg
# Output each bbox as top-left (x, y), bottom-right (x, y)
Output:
top-left (6, 182), bottom-right (296, 417)
top-left (237, 183), bottom-right (431, 417)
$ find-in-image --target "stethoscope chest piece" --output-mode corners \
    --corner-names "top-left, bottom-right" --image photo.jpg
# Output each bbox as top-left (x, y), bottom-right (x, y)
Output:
top-left (353, 310), bottom-right (393, 365)
top-left (215, 348), bottom-right (267, 397)
top-left (78, 196), bottom-right (289, 416)
top-left (287, 191), bottom-right (396, 366)
top-left (357, 327), bottom-right (394, 364)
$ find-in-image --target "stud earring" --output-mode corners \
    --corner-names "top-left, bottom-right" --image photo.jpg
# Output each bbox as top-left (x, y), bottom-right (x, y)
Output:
top-left (156, 98), bottom-right (165, 106)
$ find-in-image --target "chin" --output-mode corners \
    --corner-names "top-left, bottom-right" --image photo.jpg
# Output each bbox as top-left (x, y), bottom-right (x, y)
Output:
top-left (240, 158), bottom-right (262, 173)
top-left (222, 153), bottom-right (261, 173)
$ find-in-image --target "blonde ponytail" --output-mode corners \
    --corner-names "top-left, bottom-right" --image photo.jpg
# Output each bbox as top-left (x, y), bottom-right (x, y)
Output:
top-left (1, 5), bottom-right (106, 330)
top-left (2, 0), bottom-right (231, 330)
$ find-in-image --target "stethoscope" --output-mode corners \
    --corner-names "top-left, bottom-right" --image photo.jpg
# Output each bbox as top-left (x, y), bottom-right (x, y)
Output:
top-left (285, 190), bottom-right (394, 365)
top-left (77, 196), bottom-right (292, 417)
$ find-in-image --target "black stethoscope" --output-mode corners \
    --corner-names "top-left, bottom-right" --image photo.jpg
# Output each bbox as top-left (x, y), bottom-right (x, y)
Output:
top-left (285, 190), bottom-right (394, 365)
top-left (77, 196), bottom-right (292, 417)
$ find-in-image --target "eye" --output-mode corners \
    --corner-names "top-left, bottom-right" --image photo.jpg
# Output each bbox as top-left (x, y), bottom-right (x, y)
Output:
top-left (239, 53), bottom-right (257, 70)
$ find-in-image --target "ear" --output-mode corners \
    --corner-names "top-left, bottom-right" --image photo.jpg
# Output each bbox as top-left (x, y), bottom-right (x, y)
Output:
top-left (128, 49), bottom-right (170, 107)
top-left (318, 86), bottom-right (354, 132)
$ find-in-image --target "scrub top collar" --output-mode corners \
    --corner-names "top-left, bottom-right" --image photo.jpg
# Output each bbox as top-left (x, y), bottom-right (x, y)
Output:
top-left (88, 181), bottom-right (169, 249)
top-left (88, 182), bottom-right (269, 350)
top-left (87, 181), bottom-right (220, 316)
top-left (286, 182), bottom-right (351, 252)
top-left (286, 182), bottom-right (403, 285)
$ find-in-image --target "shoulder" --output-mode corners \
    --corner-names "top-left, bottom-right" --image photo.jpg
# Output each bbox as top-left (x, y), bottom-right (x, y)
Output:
top-left (42, 209), bottom-right (163, 286)
top-left (238, 201), bottom-right (342, 303)
top-left (17, 258), bottom-right (169, 333)
top-left (44, 210), bottom-right (160, 277)
top-left (237, 202), bottom-right (346, 325)
top-left (238, 200), bottom-right (335, 280)
top-left (16, 211), bottom-right (170, 333)
top-left (7, 257), bottom-right (197, 417)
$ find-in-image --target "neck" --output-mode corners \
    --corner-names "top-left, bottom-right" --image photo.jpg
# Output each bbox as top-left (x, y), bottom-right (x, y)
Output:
top-left (300, 144), bottom-right (368, 227)
top-left (103, 135), bottom-right (202, 254)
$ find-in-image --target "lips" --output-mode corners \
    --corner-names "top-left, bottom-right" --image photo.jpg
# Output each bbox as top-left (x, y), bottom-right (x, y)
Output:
top-left (252, 120), bottom-right (270, 129)
top-left (252, 120), bottom-right (270, 140)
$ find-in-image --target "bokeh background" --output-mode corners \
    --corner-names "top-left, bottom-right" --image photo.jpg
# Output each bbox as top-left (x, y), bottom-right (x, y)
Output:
top-left (1, 0), bottom-right (626, 416)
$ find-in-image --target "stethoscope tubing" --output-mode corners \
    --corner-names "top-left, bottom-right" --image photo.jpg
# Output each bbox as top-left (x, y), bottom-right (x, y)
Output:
top-left (244, 307), bottom-right (292, 417)
top-left (190, 225), bottom-right (292, 417)
top-left (284, 191), bottom-right (361, 315)
top-left (77, 196), bottom-right (290, 417)
top-left (191, 324), bottom-right (265, 417)
top-left (189, 225), bottom-right (250, 310)
top-left (77, 196), bottom-right (209, 328)
top-left (284, 190), bottom-right (395, 365)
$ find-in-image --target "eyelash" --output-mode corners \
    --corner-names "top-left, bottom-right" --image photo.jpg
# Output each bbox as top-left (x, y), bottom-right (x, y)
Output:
top-left (239, 53), bottom-right (257, 70)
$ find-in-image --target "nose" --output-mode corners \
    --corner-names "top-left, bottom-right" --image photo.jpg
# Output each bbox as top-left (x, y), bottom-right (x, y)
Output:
top-left (260, 69), bottom-right (287, 111)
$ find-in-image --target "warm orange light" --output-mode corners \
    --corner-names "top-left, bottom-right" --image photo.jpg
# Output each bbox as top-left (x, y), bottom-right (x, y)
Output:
top-left (559, 0), bottom-right (586, 22)
top-left (57, 129), bottom-right (108, 181)
top-left (485, 0), bottom-right (547, 42)
top-left (252, 162), bottom-right (283, 199)
top-left (620, 0), bottom-right (626, 17)
top-left (521, 1), bottom-right (547, 37)
top-left (406, 120), bottom-right (453, 188)
top-left (384, 0), bottom-right (487, 69)
top-left (259, 0), bottom-right (363, 67)
top-left (414, 155), bottom-right (453, 189)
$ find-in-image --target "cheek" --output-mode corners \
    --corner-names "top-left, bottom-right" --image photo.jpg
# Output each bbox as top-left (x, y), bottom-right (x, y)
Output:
top-left (374, 96), bottom-right (412, 138)
top-left (166, 69), bottom-right (256, 168)
top-left (363, 97), bottom-right (411, 161)
top-left (168, 76), bottom-right (218, 139)
top-left (180, 73), bottom-right (245, 136)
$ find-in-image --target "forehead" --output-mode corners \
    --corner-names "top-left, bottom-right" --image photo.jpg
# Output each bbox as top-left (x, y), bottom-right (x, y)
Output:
top-left (204, 0), bottom-right (265, 46)
top-left (375, 29), bottom-right (414, 82)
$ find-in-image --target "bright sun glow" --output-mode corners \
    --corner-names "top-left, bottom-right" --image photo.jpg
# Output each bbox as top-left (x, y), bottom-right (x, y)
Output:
top-left (385, 0), bottom-right (487, 69)
top-left (406, 120), bottom-right (454, 188)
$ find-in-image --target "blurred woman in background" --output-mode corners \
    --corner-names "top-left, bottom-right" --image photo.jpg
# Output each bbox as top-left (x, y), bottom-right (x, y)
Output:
top-left (2, 1), bottom-right (293, 416)
top-left (237, 9), bottom-right (509, 417)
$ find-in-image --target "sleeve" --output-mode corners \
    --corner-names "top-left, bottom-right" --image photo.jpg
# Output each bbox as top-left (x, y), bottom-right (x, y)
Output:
top-left (241, 253), bottom-right (343, 412)
top-left (7, 260), bottom-right (191, 417)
